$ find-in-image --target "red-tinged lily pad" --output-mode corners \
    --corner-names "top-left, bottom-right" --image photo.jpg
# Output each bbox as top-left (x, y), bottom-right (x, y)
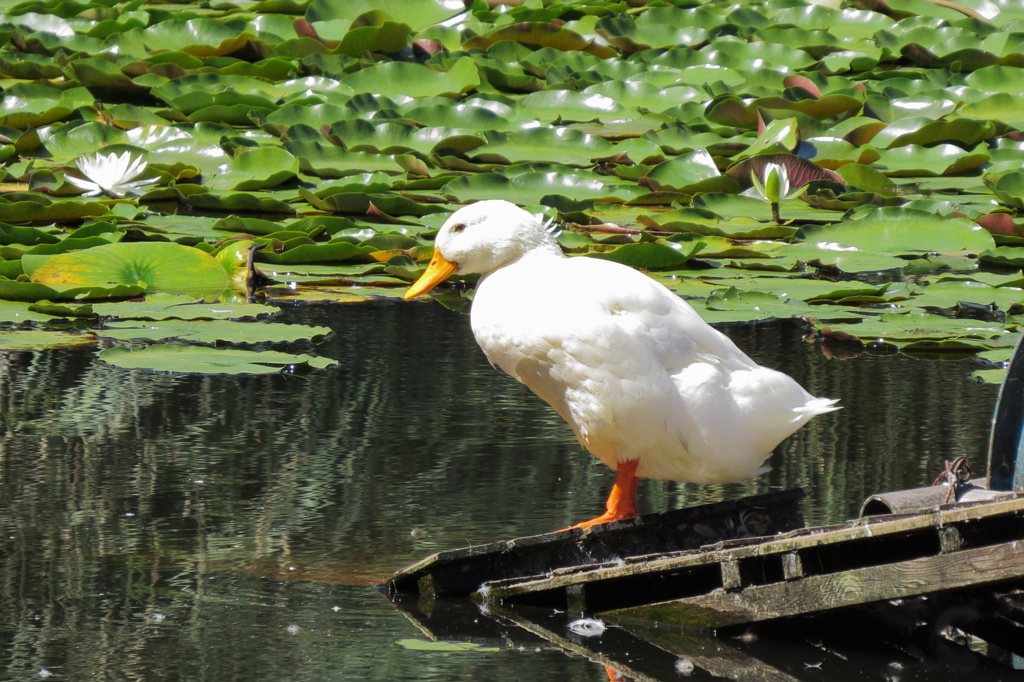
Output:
top-left (725, 154), bottom-right (842, 189)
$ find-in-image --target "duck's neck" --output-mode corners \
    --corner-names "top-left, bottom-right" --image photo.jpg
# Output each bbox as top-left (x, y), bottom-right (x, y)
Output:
top-left (477, 240), bottom-right (564, 287)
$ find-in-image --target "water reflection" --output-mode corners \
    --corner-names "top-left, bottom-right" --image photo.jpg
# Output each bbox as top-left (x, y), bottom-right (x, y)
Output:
top-left (0, 302), bottom-right (1002, 680)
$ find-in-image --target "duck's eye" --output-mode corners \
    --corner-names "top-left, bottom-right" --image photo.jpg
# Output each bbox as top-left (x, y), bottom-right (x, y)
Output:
top-left (452, 223), bottom-right (466, 233)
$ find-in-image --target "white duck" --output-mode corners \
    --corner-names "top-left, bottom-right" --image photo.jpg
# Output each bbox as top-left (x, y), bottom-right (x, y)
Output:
top-left (405, 200), bottom-right (838, 530)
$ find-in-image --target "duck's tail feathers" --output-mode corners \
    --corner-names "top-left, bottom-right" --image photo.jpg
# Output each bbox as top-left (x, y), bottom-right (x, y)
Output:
top-left (798, 397), bottom-right (841, 418)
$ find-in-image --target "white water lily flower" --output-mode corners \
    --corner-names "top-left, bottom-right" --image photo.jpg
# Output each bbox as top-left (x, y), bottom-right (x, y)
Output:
top-left (749, 162), bottom-right (807, 204)
top-left (67, 151), bottom-right (157, 197)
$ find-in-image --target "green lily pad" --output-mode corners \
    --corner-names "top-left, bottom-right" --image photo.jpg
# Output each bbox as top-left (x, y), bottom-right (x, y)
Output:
top-left (305, 0), bottom-right (463, 31)
top-left (781, 242), bottom-right (909, 274)
top-left (444, 172), bottom-right (641, 205)
top-left (99, 344), bottom-right (336, 374)
top-left (395, 639), bottom-right (498, 652)
top-left (0, 278), bottom-right (145, 303)
top-left (644, 149), bottom-right (739, 194)
top-left (91, 294), bottom-right (280, 321)
top-left (0, 329), bottom-right (95, 350)
top-left (24, 242), bottom-right (233, 294)
top-left (211, 147), bottom-right (300, 191)
top-left (93, 319), bottom-right (332, 345)
top-left (583, 240), bottom-right (704, 269)
top-left (470, 128), bottom-right (615, 166)
top-left (798, 208), bottom-right (994, 255)
top-left (0, 299), bottom-right (61, 325)
top-left (342, 58), bottom-right (480, 99)
top-left (873, 144), bottom-right (990, 177)
top-left (818, 312), bottom-right (1016, 346)
top-left (703, 287), bottom-right (818, 321)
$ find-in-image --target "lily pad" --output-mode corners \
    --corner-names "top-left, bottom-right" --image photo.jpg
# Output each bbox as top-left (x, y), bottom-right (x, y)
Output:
top-left (99, 344), bottom-right (336, 374)
top-left (93, 319), bottom-right (332, 345)
top-left (0, 329), bottom-right (95, 350)
top-left (798, 208), bottom-right (994, 255)
top-left (91, 294), bottom-right (280, 321)
top-left (395, 639), bottom-right (498, 652)
top-left (24, 242), bottom-right (233, 294)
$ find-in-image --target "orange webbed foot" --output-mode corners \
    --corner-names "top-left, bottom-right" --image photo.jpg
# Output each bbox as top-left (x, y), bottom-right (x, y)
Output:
top-left (560, 459), bottom-right (640, 531)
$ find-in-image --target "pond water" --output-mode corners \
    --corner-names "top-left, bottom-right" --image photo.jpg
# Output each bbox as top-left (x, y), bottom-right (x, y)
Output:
top-left (0, 301), bottom-right (1009, 681)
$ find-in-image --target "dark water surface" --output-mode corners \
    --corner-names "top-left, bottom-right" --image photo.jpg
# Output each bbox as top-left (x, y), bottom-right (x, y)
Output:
top-left (0, 302), bottom-right (1008, 680)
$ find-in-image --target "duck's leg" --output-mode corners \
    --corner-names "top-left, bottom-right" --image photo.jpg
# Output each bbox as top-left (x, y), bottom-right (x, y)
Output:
top-left (563, 459), bottom-right (639, 530)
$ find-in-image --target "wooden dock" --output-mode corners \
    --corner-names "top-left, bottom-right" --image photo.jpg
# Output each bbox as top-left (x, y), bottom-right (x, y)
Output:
top-left (388, 487), bottom-right (805, 598)
top-left (385, 484), bottom-right (1024, 629)
top-left (384, 487), bottom-right (1024, 675)
top-left (474, 490), bottom-right (1024, 628)
top-left (382, 336), bottom-right (1024, 673)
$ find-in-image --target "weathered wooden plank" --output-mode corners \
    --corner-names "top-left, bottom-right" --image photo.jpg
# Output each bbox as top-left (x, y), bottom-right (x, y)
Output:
top-left (781, 552), bottom-right (803, 580)
top-left (480, 494), bottom-right (1024, 604)
top-left (386, 488), bottom-right (806, 596)
top-left (609, 540), bottom-right (1024, 628)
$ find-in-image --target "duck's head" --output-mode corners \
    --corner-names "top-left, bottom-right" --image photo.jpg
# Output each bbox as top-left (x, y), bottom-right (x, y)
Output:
top-left (404, 200), bottom-right (558, 300)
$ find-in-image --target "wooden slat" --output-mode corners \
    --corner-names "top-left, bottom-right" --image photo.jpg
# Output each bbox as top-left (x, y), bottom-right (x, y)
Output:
top-left (385, 488), bottom-right (806, 596)
top-left (609, 540), bottom-right (1024, 628)
top-left (480, 495), bottom-right (1024, 603)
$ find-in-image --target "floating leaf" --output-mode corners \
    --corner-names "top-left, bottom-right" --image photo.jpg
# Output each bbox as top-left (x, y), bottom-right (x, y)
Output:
top-left (342, 58), bottom-right (480, 99)
top-left (91, 294), bottom-right (279, 321)
top-left (93, 319), bottom-right (332, 345)
top-left (25, 243), bottom-right (233, 293)
top-left (211, 147), bottom-right (300, 191)
top-left (584, 241), bottom-right (704, 269)
top-left (99, 345), bottom-right (336, 374)
top-left (0, 329), bottom-right (95, 350)
top-left (395, 639), bottom-right (498, 652)
top-left (798, 208), bottom-right (994, 255)
top-left (445, 172), bottom-right (641, 205)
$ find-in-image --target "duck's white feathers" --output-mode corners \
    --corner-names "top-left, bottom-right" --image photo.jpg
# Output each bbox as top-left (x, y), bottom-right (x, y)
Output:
top-left (436, 200), bottom-right (838, 484)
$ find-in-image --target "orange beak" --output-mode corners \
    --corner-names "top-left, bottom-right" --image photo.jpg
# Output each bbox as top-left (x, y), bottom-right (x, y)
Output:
top-left (404, 249), bottom-right (458, 300)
